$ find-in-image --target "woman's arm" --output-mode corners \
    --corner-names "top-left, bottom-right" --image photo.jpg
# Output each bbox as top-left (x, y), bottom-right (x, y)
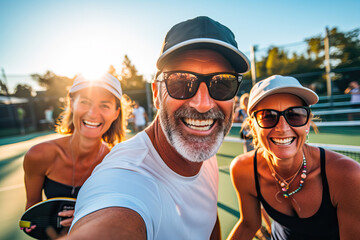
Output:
top-left (23, 143), bottom-right (53, 209)
top-left (227, 155), bottom-right (262, 240)
top-left (210, 213), bottom-right (221, 240)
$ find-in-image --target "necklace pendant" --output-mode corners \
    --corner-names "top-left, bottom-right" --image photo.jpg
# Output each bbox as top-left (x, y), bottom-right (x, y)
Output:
top-left (71, 186), bottom-right (75, 195)
top-left (280, 182), bottom-right (286, 187)
top-left (281, 187), bottom-right (287, 192)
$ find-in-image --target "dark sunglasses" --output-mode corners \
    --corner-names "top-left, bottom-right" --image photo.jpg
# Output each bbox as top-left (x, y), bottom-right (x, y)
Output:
top-left (155, 71), bottom-right (242, 101)
top-left (252, 106), bottom-right (310, 128)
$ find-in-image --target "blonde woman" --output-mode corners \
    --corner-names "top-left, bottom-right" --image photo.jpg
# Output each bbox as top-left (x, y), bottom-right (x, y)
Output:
top-left (22, 73), bottom-right (129, 233)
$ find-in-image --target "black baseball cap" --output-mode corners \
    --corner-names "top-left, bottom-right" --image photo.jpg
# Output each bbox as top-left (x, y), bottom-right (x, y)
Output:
top-left (156, 16), bottom-right (250, 73)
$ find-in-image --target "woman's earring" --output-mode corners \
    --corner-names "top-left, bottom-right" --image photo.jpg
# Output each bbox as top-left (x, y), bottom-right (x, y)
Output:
top-left (305, 129), bottom-right (309, 143)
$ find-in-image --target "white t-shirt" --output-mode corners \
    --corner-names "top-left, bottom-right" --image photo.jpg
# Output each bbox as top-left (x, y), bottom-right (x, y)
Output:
top-left (133, 106), bottom-right (146, 126)
top-left (71, 131), bottom-right (219, 240)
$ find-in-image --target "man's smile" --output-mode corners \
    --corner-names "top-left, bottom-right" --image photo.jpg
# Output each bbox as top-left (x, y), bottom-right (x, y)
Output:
top-left (182, 118), bottom-right (215, 131)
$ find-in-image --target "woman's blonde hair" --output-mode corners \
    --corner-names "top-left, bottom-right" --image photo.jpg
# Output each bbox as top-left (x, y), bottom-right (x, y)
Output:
top-left (239, 93), bottom-right (249, 110)
top-left (55, 92), bottom-right (132, 148)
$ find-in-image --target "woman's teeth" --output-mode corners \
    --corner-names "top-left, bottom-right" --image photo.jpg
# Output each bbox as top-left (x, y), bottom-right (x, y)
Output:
top-left (83, 120), bottom-right (101, 128)
top-left (271, 137), bottom-right (294, 145)
top-left (183, 118), bottom-right (214, 131)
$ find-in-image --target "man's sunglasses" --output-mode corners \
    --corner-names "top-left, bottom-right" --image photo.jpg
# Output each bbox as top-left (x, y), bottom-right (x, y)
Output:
top-left (155, 71), bottom-right (242, 101)
top-left (251, 106), bottom-right (310, 129)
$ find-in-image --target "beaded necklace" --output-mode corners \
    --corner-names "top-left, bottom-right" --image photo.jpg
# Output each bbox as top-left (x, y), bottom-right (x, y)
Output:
top-left (267, 153), bottom-right (307, 198)
top-left (267, 157), bottom-right (303, 188)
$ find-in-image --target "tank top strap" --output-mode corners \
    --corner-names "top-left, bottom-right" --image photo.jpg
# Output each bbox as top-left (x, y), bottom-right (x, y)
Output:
top-left (319, 147), bottom-right (326, 188)
top-left (319, 147), bottom-right (330, 195)
top-left (253, 149), bottom-right (261, 198)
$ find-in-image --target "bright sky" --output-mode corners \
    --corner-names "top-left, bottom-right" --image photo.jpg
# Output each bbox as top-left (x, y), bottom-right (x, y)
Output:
top-left (1, 0), bottom-right (359, 92)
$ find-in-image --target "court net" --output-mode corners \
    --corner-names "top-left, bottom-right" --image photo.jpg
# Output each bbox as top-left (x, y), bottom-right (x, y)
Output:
top-left (309, 143), bottom-right (360, 162)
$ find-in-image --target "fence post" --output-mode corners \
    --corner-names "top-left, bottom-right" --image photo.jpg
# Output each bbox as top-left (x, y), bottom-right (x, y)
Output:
top-left (145, 81), bottom-right (153, 121)
top-left (250, 45), bottom-right (257, 86)
top-left (1, 68), bottom-right (18, 124)
top-left (324, 27), bottom-right (332, 97)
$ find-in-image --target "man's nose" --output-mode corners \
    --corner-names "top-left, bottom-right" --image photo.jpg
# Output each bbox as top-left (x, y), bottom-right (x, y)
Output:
top-left (188, 82), bottom-right (215, 113)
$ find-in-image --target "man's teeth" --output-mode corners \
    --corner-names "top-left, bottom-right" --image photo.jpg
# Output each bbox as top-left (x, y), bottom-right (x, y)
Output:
top-left (183, 118), bottom-right (214, 131)
top-left (271, 137), bottom-right (294, 145)
top-left (83, 120), bottom-right (101, 128)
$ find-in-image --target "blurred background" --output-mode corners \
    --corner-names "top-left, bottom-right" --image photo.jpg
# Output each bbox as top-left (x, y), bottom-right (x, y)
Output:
top-left (1, 0), bottom-right (360, 136)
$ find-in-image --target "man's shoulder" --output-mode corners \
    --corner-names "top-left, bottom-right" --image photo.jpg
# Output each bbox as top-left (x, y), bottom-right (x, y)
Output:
top-left (112, 132), bottom-right (149, 150)
top-left (94, 132), bottom-right (155, 173)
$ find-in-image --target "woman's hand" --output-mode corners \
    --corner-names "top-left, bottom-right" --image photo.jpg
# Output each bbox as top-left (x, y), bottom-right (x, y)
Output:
top-left (20, 225), bottom-right (37, 232)
top-left (58, 209), bottom-right (75, 227)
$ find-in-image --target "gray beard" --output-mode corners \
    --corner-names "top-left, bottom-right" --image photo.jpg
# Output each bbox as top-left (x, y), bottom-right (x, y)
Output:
top-left (158, 101), bottom-right (233, 163)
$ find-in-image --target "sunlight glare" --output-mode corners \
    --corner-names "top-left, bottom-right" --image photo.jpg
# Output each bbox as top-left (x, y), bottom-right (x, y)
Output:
top-left (76, 66), bottom-right (108, 81)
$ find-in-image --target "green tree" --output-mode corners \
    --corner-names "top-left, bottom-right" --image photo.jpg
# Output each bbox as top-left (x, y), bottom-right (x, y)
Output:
top-left (305, 28), bottom-right (360, 68)
top-left (31, 71), bottom-right (74, 121)
top-left (306, 36), bottom-right (323, 60)
top-left (119, 55), bottom-right (146, 90)
top-left (0, 79), bottom-right (9, 95)
top-left (252, 27), bottom-right (360, 94)
top-left (306, 27), bottom-right (360, 91)
top-left (330, 28), bottom-right (360, 68)
top-left (13, 84), bottom-right (33, 98)
top-left (111, 55), bottom-right (150, 114)
top-left (31, 71), bottom-right (73, 99)
top-left (265, 47), bottom-right (289, 75)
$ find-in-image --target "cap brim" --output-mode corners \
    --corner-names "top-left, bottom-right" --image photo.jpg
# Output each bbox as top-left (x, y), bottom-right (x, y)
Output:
top-left (248, 86), bottom-right (319, 115)
top-left (157, 38), bottom-right (250, 73)
top-left (70, 82), bottom-right (122, 101)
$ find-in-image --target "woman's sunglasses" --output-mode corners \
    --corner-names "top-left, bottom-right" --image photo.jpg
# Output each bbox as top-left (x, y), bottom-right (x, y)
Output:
top-left (252, 106), bottom-right (310, 128)
top-left (155, 71), bottom-right (242, 101)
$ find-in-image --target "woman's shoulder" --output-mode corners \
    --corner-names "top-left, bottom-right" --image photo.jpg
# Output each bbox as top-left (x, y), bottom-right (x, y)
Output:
top-left (230, 151), bottom-right (257, 194)
top-left (25, 137), bottom-right (66, 164)
top-left (321, 148), bottom-right (360, 205)
top-left (324, 149), bottom-right (360, 177)
top-left (230, 151), bottom-right (255, 176)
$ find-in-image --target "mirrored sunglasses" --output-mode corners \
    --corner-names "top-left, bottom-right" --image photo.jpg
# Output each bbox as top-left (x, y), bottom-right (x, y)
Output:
top-left (156, 71), bottom-right (242, 101)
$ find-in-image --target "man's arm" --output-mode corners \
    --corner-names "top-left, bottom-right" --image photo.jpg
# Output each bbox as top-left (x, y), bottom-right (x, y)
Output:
top-left (68, 207), bottom-right (146, 240)
top-left (67, 167), bottom-right (160, 240)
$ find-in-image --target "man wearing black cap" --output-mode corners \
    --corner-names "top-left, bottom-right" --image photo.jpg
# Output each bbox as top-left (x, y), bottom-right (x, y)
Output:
top-left (68, 16), bottom-right (249, 240)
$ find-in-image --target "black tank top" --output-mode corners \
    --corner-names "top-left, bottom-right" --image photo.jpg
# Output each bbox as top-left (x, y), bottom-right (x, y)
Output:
top-left (254, 147), bottom-right (339, 240)
top-left (43, 176), bottom-right (80, 199)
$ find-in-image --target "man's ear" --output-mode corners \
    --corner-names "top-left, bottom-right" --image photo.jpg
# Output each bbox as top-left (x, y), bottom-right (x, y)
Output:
top-left (152, 81), bottom-right (160, 109)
